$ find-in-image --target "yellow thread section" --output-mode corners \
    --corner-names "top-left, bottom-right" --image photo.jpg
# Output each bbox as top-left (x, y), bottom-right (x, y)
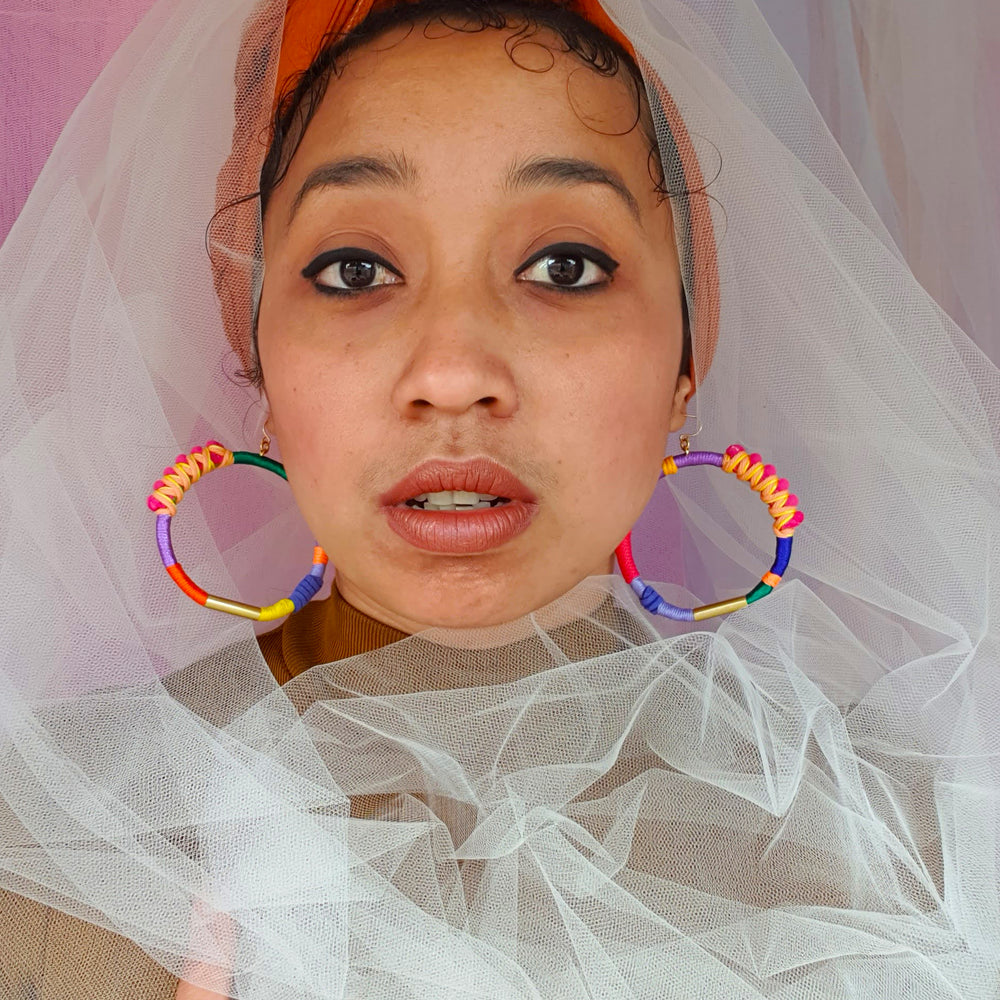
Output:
top-left (662, 456), bottom-right (679, 476)
top-left (693, 596), bottom-right (748, 620)
top-left (258, 599), bottom-right (296, 622)
top-left (150, 444), bottom-right (234, 516)
top-left (721, 447), bottom-right (800, 537)
top-left (205, 595), bottom-right (262, 620)
top-left (762, 572), bottom-right (782, 588)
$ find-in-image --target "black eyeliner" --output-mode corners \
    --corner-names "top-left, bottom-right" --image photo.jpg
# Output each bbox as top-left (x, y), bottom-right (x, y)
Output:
top-left (515, 241), bottom-right (620, 278)
top-left (301, 246), bottom-right (402, 280)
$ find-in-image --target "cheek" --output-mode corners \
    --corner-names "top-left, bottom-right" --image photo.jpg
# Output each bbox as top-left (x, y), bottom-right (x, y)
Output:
top-left (539, 316), bottom-right (680, 530)
top-left (256, 318), bottom-right (376, 508)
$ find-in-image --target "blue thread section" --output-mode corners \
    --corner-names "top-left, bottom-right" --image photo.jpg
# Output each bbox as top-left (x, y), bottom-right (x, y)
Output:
top-left (639, 585), bottom-right (663, 613)
top-left (631, 576), bottom-right (695, 622)
top-left (771, 536), bottom-right (793, 577)
top-left (289, 570), bottom-right (324, 611)
top-left (309, 563), bottom-right (325, 578)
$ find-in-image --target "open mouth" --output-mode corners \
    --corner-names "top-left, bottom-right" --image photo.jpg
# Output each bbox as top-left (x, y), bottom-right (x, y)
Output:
top-left (403, 491), bottom-right (511, 511)
top-left (381, 458), bottom-right (537, 553)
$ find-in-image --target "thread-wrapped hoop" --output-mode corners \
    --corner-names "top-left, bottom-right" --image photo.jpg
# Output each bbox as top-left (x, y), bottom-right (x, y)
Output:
top-left (616, 444), bottom-right (804, 621)
top-left (147, 441), bottom-right (328, 621)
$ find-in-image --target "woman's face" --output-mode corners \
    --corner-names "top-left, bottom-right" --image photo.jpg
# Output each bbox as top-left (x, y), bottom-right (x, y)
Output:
top-left (258, 25), bottom-right (689, 630)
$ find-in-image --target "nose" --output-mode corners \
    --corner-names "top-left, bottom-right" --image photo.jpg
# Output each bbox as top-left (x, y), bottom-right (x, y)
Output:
top-left (390, 292), bottom-right (518, 420)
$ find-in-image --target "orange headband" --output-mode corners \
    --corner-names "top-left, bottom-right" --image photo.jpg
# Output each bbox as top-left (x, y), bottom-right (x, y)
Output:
top-left (276, 0), bottom-right (635, 98)
top-left (213, 0), bottom-right (718, 389)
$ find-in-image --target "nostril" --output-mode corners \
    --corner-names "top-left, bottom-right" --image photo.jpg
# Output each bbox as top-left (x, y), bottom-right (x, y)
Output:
top-left (478, 396), bottom-right (498, 406)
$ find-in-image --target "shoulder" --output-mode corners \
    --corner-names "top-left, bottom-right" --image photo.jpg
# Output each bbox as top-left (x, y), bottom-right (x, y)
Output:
top-left (0, 888), bottom-right (177, 998)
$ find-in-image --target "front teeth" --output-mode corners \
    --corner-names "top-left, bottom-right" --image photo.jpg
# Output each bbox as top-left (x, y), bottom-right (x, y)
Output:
top-left (405, 490), bottom-right (509, 510)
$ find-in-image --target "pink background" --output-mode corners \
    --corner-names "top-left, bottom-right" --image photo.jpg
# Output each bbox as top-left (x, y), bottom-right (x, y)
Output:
top-left (1, 0), bottom-right (156, 243)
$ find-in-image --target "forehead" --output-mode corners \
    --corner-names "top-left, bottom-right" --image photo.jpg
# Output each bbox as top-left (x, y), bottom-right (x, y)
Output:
top-left (280, 25), bottom-right (653, 194)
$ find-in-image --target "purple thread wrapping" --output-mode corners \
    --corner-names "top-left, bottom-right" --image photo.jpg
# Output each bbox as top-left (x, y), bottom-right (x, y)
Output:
top-left (673, 451), bottom-right (724, 469)
top-left (658, 451), bottom-right (723, 480)
top-left (655, 598), bottom-right (696, 622)
top-left (156, 515), bottom-right (177, 567)
top-left (631, 576), bottom-right (695, 622)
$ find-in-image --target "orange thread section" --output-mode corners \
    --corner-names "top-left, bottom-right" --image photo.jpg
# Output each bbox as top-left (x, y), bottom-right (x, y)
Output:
top-left (722, 447), bottom-right (802, 538)
top-left (149, 443), bottom-right (234, 516)
top-left (167, 563), bottom-right (208, 605)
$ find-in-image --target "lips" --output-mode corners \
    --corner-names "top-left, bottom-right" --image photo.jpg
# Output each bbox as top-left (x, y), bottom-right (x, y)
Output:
top-left (380, 457), bottom-right (539, 554)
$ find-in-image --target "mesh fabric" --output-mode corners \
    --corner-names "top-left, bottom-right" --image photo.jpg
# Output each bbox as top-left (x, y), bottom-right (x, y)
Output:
top-left (0, 0), bottom-right (998, 996)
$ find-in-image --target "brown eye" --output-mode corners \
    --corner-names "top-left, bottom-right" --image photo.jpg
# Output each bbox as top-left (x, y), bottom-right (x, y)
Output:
top-left (340, 259), bottom-right (376, 287)
top-left (301, 247), bottom-right (403, 296)
top-left (545, 255), bottom-right (585, 285)
top-left (515, 241), bottom-right (618, 291)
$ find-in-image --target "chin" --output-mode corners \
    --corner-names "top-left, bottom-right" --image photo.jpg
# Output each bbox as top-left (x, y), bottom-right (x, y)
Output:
top-left (375, 556), bottom-right (588, 630)
top-left (339, 542), bottom-right (615, 632)
top-left (395, 577), bottom-right (540, 630)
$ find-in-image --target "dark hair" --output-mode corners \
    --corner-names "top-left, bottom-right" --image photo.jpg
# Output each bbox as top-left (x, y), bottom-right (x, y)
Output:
top-left (249, 0), bottom-right (691, 383)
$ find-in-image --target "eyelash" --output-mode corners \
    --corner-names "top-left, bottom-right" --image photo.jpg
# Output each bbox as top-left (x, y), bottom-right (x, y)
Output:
top-left (301, 241), bottom-right (620, 297)
top-left (300, 247), bottom-right (403, 297)
top-left (514, 241), bottom-right (619, 293)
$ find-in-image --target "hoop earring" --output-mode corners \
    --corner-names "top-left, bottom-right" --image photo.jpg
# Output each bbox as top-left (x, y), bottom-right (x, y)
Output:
top-left (147, 441), bottom-right (327, 621)
top-left (616, 443), bottom-right (803, 622)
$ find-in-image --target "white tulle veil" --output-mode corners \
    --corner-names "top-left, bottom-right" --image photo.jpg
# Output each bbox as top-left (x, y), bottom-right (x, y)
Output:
top-left (1, 0), bottom-right (998, 997)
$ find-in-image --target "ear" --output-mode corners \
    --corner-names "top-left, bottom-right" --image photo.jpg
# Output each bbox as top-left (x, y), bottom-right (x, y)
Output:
top-left (668, 373), bottom-right (692, 432)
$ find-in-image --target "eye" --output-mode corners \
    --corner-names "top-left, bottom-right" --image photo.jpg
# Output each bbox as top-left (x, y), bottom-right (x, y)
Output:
top-left (515, 241), bottom-right (619, 291)
top-left (301, 247), bottom-right (403, 295)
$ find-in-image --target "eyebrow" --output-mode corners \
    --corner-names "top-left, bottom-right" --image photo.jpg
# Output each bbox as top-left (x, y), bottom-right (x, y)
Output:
top-left (504, 156), bottom-right (641, 222)
top-left (287, 153), bottom-right (417, 226)
top-left (286, 152), bottom-right (642, 226)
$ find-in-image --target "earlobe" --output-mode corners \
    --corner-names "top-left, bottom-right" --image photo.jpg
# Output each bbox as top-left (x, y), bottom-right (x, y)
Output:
top-left (669, 374), bottom-right (693, 432)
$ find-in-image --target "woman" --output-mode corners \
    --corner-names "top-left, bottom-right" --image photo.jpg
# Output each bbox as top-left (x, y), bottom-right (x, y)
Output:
top-left (1, 0), bottom-right (997, 997)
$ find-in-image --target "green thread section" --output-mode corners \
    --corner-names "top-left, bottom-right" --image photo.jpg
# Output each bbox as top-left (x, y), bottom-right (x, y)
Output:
top-left (233, 451), bottom-right (288, 480)
top-left (745, 581), bottom-right (773, 604)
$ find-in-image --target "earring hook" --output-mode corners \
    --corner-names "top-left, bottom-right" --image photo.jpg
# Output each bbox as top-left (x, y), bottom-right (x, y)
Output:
top-left (677, 411), bottom-right (703, 455)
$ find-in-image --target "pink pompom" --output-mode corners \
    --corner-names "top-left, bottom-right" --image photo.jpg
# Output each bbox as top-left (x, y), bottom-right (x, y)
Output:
top-left (762, 464), bottom-right (776, 479)
top-left (726, 444), bottom-right (743, 457)
top-left (147, 497), bottom-right (165, 512)
top-left (748, 453), bottom-right (762, 466)
top-left (777, 478), bottom-right (789, 492)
